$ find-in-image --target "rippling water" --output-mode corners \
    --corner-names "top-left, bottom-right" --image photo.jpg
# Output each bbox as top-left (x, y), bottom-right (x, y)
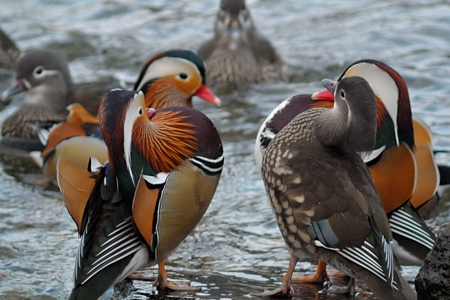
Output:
top-left (1, 0), bottom-right (450, 299)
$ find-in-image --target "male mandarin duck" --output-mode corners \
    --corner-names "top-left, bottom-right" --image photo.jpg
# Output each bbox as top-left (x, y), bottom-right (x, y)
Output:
top-left (39, 49), bottom-right (221, 185)
top-left (57, 89), bottom-right (224, 299)
top-left (134, 49), bottom-right (221, 108)
top-left (255, 59), bottom-right (436, 276)
top-left (38, 103), bottom-right (106, 185)
top-left (0, 49), bottom-right (120, 151)
top-left (198, 0), bottom-right (286, 85)
top-left (258, 77), bottom-right (415, 299)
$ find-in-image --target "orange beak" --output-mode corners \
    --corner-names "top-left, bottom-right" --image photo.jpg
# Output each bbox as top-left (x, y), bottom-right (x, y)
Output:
top-left (195, 84), bottom-right (222, 107)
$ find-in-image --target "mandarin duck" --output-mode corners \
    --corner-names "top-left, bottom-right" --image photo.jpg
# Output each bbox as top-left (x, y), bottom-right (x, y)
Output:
top-left (258, 77), bottom-right (415, 299)
top-left (134, 49), bottom-right (221, 108)
top-left (38, 103), bottom-right (106, 185)
top-left (0, 49), bottom-right (120, 151)
top-left (313, 59), bottom-right (439, 220)
top-left (57, 89), bottom-right (224, 299)
top-left (255, 59), bottom-right (436, 278)
top-left (198, 0), bottom-right (286, 85)
top-left (39, 49), bottom-right (221, 185)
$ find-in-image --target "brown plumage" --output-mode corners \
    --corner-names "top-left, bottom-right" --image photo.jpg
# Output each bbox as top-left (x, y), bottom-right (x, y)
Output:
top-left (258, 77), bottom-right (415, 299)
top-left (198, 0), bottom-right (285, 85)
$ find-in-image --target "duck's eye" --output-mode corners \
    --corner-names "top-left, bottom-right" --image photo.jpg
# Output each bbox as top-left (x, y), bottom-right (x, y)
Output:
top-left (179, 73), bottom-right (188, 80)
top-left (340, 90), bottom-right (346, 99)
top-left (138, 107), bottom-right (143, 116)
top-left (33, 66), bottom-right (45, 77)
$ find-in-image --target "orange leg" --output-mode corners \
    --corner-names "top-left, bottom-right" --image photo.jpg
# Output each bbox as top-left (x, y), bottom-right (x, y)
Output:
top-left (293, 260), bottom-right (348, 283)
top-left (155, 261), bottom-right (201, 291)
top-left (292, 260), bottom-right (329, 283)
top-left (128, 261), bottom-right (201, 291)
top-left (254, 256), bottom-right (297, 297)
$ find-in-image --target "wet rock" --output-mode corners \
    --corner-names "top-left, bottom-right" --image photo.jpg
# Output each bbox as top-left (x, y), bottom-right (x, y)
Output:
top-left (415, 222), bottom-right (450, 299)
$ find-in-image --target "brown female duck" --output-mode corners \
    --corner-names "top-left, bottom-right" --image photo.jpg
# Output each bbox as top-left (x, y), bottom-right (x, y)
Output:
top-left (258, 77), bottom-right (415, 299)
top-left (198, 0), bottom-right (286, 85)
top-left (1, 49), bottom-right (120, 151)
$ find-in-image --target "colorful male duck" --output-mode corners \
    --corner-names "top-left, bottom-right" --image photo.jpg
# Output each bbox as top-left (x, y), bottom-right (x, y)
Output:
top-left (40, 49), bottom-right (221, 185)
top-left (255, 60), bottom-right (437, 276)
top-left (58, 89), bottom-right (224, 299)
top-left (198, 0), bottom-right (286, 85)
top-left (258, 77), bottom-right (415, 299)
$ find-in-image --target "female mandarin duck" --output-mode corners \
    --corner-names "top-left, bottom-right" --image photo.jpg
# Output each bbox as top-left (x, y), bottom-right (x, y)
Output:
top-left (255, 59), bottom-right (436, 279)
top-left (1, 49), bottom-right (119, 151)
top-left (198, 0), bottom-right (286, 85)
top-left (258, 77), bottom-right (415, 299)
top-left (40, 49), bottom-right (221, 185)
top-left (57, 89), bottom-right (224, 299)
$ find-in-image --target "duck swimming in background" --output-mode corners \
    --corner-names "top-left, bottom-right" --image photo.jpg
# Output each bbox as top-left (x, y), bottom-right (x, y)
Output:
top-left (39, 49), bottom-right (221, 186)
top-left (0, 49), bottom-right (120, 151)
top-left (58, 90), bottom-right (224, 299)
top-left (258, 77), bottom-right (415, 299)
top-left (255, 60), bottom-right (437, 276)
top-left (198, 0), bottom-right (286, 85)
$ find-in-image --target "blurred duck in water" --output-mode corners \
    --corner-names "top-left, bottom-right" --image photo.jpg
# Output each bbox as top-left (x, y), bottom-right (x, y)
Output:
top-left (198, 0), bottom-right (286, 86)
top-left (1, 49), bottom-right (121, 152)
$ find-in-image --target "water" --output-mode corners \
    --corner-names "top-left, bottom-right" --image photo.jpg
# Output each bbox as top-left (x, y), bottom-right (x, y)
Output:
top-left (1, 0), bottom-right (450, 299)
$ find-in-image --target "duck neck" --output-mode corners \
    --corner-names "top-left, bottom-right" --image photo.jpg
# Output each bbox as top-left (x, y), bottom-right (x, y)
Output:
top-left (315, 105), bottom-right (350, 150)
top-left (144, 84), bottom-right (192, 109)
top-left (315, 105), bottom-right (376, 154)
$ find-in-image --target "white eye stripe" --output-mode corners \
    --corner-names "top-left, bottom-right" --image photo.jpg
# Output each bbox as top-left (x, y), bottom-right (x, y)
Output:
top-left (136, 57), bottom-right (199, 91)
top-left (33, 68), bottom-right (60, 78)
top-left (123, 92), bottom-right (145, 186)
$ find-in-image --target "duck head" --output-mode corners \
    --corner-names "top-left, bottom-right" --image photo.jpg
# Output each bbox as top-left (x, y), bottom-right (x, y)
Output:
top-left (313, 59), bottom-right (414, 151)
top-left (133, 49), bottom-right (221, 108)
top-left (214, 0), bottom-right (254, 50)
top-left (315, 76), bottom-right (377, 153)
top-left (2, 50), bottom-right (72, 110)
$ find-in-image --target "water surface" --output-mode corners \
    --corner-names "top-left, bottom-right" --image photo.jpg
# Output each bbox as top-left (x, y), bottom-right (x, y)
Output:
top-left (1, 0), bottom-right (450, 299)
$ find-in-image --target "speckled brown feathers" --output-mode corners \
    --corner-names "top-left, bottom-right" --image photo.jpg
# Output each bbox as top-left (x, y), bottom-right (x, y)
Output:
top-left (260, 77), bottom-right (415, 299)
top-left (198, 0), bottom-right (285, 85)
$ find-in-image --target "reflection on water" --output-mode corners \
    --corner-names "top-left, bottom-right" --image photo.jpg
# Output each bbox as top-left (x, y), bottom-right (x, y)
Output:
top-left (1, 0), bottom-right (450, 299)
